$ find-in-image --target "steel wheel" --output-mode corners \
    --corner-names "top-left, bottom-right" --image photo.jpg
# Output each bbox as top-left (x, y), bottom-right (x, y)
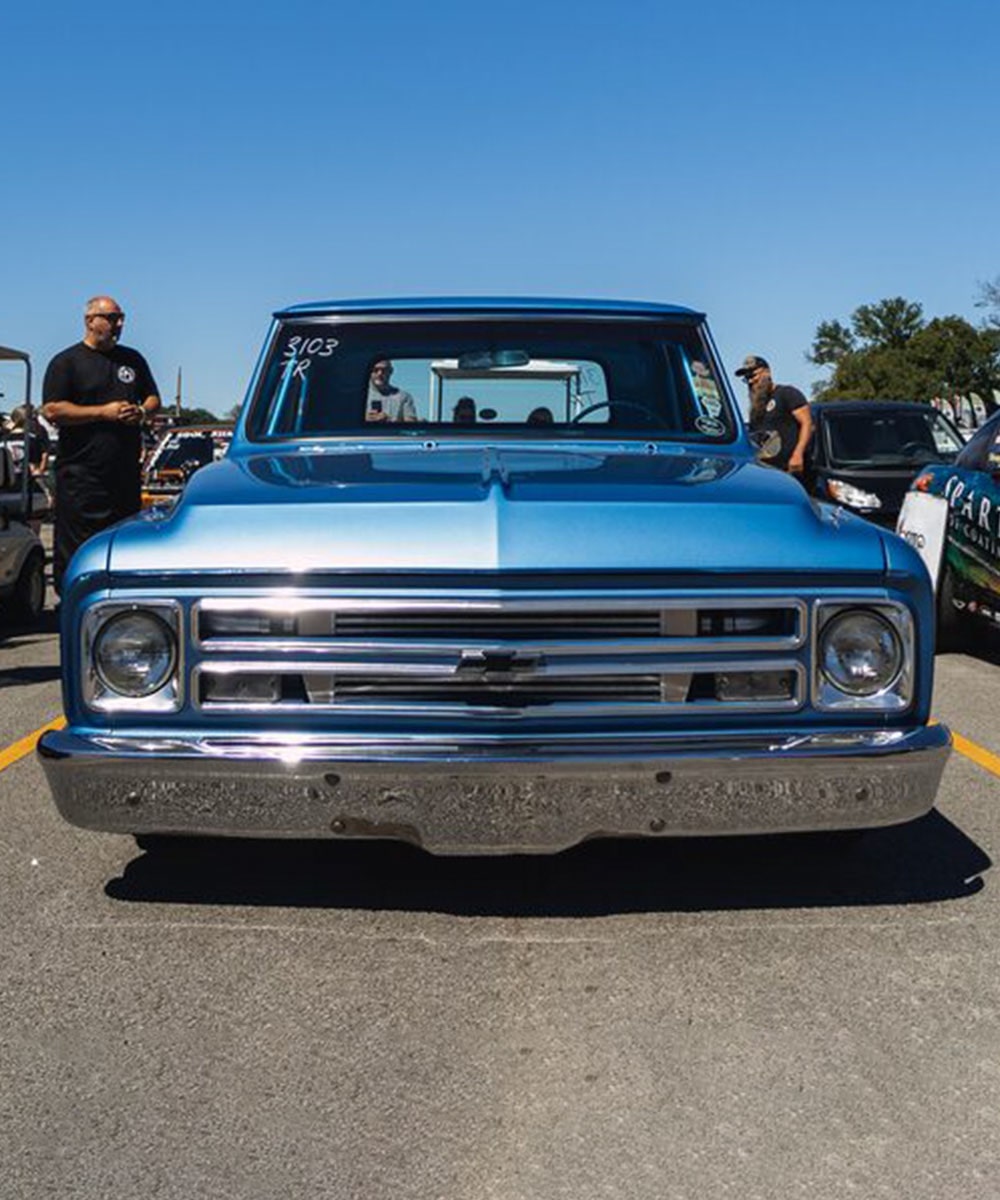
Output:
top-left (11, 550), bottom-right (45, 624)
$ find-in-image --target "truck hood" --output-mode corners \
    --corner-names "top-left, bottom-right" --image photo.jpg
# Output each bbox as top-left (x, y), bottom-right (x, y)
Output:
top-left (107, 443), bottom-right (887, 575)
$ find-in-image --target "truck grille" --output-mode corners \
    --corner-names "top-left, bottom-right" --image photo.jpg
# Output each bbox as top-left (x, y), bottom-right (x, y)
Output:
top-left (189, 595), bottom-right (807, 716)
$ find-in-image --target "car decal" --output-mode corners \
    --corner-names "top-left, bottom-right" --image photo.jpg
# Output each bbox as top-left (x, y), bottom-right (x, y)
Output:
top-left (896, 490), bottom-right (948, 586)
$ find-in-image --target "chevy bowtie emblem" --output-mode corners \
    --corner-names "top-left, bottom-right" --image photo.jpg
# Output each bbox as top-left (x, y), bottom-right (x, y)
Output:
top-left (457, 650), bottom-right (542, 674)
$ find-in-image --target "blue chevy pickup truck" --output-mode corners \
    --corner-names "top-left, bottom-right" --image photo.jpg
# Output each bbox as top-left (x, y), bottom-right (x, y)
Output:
top-left (39, 298), bottom-right (950, 853)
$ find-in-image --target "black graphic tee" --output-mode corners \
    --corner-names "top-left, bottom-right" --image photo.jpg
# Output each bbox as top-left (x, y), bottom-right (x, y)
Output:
top-left (750, 384), bottom-right (808, 470)
top-left (43, 342), bottom-right (158, 489)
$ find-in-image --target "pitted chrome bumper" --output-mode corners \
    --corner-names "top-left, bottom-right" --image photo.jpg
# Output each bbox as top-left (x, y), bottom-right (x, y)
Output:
top-left (38, 725), bottom-right (951, 854)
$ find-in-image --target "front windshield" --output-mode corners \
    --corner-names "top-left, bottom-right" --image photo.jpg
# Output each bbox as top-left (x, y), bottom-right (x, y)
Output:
top-left (246, 317), bottom-right (737, 443)
top-left (824, 407), bottom-right (965, 468)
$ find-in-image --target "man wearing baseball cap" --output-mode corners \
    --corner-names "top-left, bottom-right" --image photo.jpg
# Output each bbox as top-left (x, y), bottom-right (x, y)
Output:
top-left (735, 355), bottom-right (812, 477)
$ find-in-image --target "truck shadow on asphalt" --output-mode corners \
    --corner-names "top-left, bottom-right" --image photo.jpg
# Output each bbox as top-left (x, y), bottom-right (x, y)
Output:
top-left (0, 610), bottom-right (60, 650)
top-left (0, 662), bottom-right (62, 687)
top-left (939, 627), bottom-right (1000, 666)
top-left (106, 809), bottom-right (990, 916)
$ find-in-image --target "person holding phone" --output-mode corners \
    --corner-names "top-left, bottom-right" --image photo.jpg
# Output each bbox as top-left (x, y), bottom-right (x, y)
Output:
top-left (42, 295), bottom-right (161, 592)
top-left (366, 360), bottom-right (417, 423)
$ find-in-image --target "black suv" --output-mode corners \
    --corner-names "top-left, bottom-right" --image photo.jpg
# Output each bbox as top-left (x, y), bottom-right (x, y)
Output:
top-left (808, 400), bottom-right (966, 526)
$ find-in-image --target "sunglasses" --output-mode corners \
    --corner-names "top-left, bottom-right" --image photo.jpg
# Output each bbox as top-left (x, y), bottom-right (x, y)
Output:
top-left (91, 311), bottom-right (125, 324)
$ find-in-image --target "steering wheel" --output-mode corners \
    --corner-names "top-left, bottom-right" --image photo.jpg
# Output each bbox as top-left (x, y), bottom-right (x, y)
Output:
top-left (899, 441), bottom-right (933, 458)
top-left (571, 400), bottom-right (666, 427)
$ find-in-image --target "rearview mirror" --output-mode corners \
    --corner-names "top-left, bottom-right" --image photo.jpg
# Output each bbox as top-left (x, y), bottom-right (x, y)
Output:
top-left (457, 349), bottom-right (530, 371)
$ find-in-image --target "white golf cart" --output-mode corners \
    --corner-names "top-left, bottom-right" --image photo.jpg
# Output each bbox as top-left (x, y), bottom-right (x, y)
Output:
top-left (428, 356), bottom-right (587, 422)
top-left (0, 345), bottom-right (46, 624)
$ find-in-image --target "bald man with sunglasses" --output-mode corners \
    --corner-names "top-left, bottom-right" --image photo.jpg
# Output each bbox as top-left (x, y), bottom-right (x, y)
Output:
top-left (42, 295), bottom-right (161, 593)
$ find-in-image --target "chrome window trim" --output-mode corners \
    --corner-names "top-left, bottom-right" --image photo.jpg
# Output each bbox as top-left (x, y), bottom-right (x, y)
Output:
top-left (811, 600), bottom-right (914, 712)
top-left (81, 600), bottom-right (185, 713)
top-left (270, 312), bottom-right (705, 328)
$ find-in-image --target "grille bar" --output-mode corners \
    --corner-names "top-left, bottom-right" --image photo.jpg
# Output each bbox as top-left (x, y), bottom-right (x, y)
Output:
top-left (193, 660), bottom-right (804, 714)
top-left (189, 595), bottom-right (808, 717)
top-left (194, 597), bottom-right (805, 652)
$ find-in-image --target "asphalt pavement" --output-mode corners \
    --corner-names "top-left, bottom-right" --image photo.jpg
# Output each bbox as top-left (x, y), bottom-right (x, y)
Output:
top-left (1, 600), bottom-right (999, 1199)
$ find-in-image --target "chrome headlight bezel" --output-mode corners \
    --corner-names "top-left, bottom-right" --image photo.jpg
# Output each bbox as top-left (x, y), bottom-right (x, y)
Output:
top-left (82, 601), bottom-right (183, 712)
top-left (814, 602), bottom-right (914, 711)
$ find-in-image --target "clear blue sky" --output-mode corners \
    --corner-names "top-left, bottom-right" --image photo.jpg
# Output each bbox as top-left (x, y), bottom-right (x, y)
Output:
top-left (2, 0), bottom-right (998, 416)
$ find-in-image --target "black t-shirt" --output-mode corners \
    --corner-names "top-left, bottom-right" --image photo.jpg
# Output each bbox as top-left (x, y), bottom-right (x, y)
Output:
top-left (749, 384), bottom-right (808, 469)
top-left (42, 341), bottom-right (158, 486)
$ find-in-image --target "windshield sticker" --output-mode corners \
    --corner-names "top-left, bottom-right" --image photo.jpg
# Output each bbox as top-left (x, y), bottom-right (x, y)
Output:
top-left (694, 415), bottom-right (726, 436)
top-left (690, 360), bottom-right (723, 417)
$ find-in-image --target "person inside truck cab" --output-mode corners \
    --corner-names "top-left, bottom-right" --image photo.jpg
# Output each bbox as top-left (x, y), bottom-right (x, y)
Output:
top-left (365, 360), bottom-right (417, 423)
top-left (452, 396), bottom-right (477, 424)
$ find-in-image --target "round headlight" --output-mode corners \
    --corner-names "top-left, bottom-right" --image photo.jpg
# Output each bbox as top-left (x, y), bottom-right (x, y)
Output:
top-left (819, 609), bottom-right (902, 696)
top-left (93, 610), bottom-right (177, 697)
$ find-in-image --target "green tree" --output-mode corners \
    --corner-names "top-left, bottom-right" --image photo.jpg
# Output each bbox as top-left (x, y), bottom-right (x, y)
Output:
top-left (850, 297), bottom-right (924, 349)
top-left (976, 276), bottom-right (1000, 329)
top-left (174, 406), bottom-right (225, 427)
top-left (809, 297), bottom-right (1000, 402)
top-left (909, 317), bottom-right (1000, 397)
top-left (809, 319), bottom-right (855, 366)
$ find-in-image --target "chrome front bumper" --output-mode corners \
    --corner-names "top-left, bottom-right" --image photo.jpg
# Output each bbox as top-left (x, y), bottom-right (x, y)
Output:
top-left (38, 725), bottom-right (952, 854)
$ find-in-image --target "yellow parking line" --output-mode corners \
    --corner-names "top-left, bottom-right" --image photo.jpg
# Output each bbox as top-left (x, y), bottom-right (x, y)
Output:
top-left (952, 731), bottom-right (1000, 779)
top-left (0, 716), bottom-right (66, 773)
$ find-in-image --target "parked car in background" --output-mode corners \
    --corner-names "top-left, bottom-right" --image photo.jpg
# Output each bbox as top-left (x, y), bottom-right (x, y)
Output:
top-left (808, 400), bottom-right (965, 527)
top-left (0, 442), bottom-right (45, 624)
top-left (897, 408), bottom-right (1000, 649)
top-left (141, 424), bottom-right (233, 508)
top-left (39, 298), bottom-right (949, 853)
top-left (0, 345), bottom-right (47, 624)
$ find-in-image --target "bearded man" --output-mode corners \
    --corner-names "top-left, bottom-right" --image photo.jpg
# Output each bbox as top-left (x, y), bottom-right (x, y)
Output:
top-left (735, 355), bottom-right (812, 476)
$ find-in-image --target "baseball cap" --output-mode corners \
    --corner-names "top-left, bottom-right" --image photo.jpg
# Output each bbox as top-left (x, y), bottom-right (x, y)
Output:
top-left (735, 354), bottom-right (770, 378)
